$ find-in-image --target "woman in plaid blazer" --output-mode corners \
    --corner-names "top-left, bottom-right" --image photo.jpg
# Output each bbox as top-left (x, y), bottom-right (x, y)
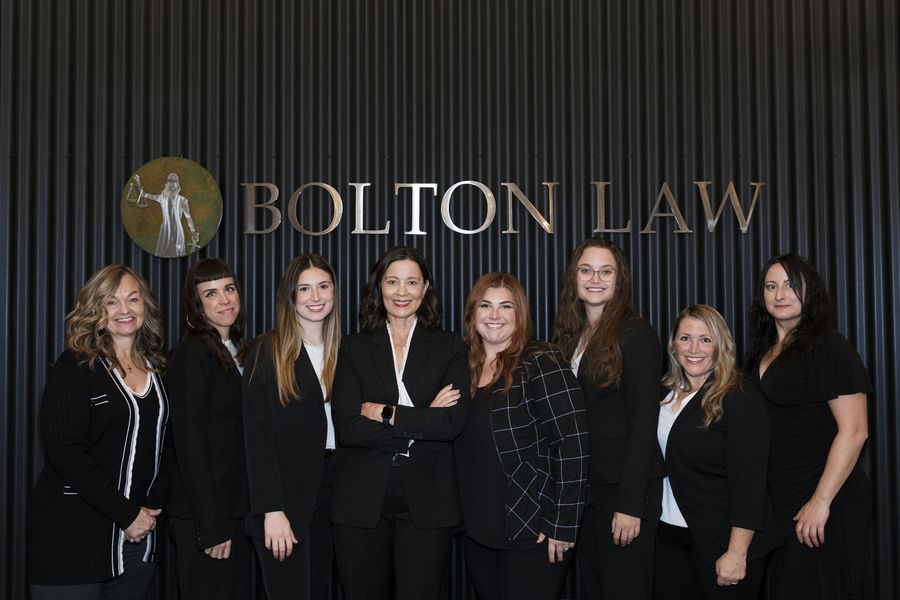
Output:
top-left (455, 272), bottom-right (589, 600)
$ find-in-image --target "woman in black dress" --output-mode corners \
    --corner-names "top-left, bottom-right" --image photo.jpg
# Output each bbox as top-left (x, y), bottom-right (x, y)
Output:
top-left (244, 254), bottom-right (342, 600)
top-left (551, 238), bottom-right (664, 599)
top-left (747, 254), bottom-right (871, 599)
top-left (456, 272), bottom-right (589, 600)
top-left (164, 258), bottom-right (250, 599)
top-left (28, 265), bottom-right (169, 600)
top-left (331, 245), bottom-right (469, 600)
top-left (653, 305), bottom-right (779, 599)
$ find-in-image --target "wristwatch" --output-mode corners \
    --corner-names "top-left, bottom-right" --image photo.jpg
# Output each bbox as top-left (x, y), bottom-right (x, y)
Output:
top-left (381, 405), bottom-right (395, 425)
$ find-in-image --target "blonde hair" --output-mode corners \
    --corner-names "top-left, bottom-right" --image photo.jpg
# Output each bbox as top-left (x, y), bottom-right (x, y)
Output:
top-left (65, 264), bottom-right (167, 372)
top-left (662, 304), bottom-right (739, 428)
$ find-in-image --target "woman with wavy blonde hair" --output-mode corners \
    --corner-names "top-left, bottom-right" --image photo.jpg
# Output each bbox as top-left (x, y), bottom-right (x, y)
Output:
top-left (653, 305), bottom-right (778, 599)
top-left (28, 265), bottom-right (170, 600)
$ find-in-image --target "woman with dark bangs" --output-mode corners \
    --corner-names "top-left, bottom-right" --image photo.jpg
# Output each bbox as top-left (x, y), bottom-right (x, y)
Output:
top-left (28, 265), bottom-right (169, 600)
top-left (748, 254), bottom-right (871, 599)
top-left (455, 272), bottom-right (588, 600)
top-left (551, 238), bottom-right (665, 599)
top-left (164, 258), bottom-right (251, 599)
top-left (331, 245), bottom-right (469, 600)
top-left (244, 254), bottom-right (342, 600)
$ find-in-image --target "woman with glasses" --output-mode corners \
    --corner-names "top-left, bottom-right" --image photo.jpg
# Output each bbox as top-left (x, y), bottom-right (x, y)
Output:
top-left (552, 238), bottom-right (665, 599)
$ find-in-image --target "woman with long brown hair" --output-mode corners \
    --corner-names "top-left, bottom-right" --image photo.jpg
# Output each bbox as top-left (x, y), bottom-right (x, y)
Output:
top-left (551, 238), bottom-right (665, 599)
top-left (244, 253), bottom-right (341, 600)
top-left (456, 272), bottom-right (588, 599)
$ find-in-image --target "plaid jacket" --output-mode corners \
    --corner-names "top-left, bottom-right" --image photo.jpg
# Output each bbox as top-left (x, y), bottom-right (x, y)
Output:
top-left (487, 343), bottom-right (589, 543)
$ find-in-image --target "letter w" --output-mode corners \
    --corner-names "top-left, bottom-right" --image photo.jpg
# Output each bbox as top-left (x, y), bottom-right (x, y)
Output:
top-left (694, 181), bottom-right (765, 233)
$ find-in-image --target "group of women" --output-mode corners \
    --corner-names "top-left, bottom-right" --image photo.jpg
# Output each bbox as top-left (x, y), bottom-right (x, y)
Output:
top-left (27, 240), bottom-right (872, 600)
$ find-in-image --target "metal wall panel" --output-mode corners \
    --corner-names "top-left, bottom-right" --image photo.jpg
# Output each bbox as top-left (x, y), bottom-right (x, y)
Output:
top-left (1, 0), bottom-right (897, 597)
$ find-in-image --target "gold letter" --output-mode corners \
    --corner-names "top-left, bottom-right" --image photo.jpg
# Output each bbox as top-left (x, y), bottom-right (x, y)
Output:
top-left (694, 181), bottom-right (765, 233)
top-left (591, 181), bottom-right (632, 233)
top-left (395, 183), bottom-right (438, 235)
top-left (242, 183), bottom-right (281, 234)
top-left (641, 182), bottom-right (692, 233)
top-left (501, 182), bottom-right (555, 234)
top-left (440, 181), bottom-right (496, 235)
top-left (286, 182), bottom-right (343, 236)
top-left (350, 183), bottom-right (390, 234)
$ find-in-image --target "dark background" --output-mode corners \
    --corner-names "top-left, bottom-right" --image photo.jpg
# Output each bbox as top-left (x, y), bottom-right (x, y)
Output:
top-left (1, 0), bottom-right (897, 598)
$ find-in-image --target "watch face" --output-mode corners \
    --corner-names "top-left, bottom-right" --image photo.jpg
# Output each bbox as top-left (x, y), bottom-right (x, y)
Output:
top-left (382, 405), bottom-right (393, 419)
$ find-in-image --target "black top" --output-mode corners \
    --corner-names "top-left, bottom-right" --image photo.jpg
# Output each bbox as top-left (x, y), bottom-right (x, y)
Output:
top-left (28, 351), bottom-right (169, 584)
top-left (163, 335), bottom-right (250, 550)
top-left (663, 380), bottom-right (781, 565)
top-left (577, 318), bottom-right (665, 518)
top-left (456, 387), bottom-right (534, 550)
top-left (750, 330), bottom-right (872, 530)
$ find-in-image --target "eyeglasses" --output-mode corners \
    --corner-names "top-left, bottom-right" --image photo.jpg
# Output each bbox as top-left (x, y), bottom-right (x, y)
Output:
top-left (576, 266), bottom-right (617, 281)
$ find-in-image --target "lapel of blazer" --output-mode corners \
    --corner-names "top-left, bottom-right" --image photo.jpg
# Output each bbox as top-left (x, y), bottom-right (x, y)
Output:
top-left (294, 344), bottom-right (325, 406)
top-left (371, 325), bottom-right (400, 403)
top-left (670, 384), bottom-right (708, 442)
top-left (401, 324), bottom-right (433, 405)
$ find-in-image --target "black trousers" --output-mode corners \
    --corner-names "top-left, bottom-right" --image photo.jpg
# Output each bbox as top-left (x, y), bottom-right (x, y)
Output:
top-left (575, 482), bottom-right (661, 600)
top-left (462, 534), bottom-right (571, 600)
top-left (169, 516), bottom-right (251, 600)
top-left (333, 467), bottom-right (453, 600)
top-left (652, 522), bottom-right (766, 600)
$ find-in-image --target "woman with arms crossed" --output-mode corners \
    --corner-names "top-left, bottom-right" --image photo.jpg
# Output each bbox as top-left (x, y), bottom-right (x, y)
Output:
top-left (164, 258), bottom-right (250, 598)
top-left (748, 254), bottom-right (872, 599)
top-left (331, 245), bottom-right (469, 600)
top-left (244, 254), bottom-right (341, 600)
top-left (552, 238), bottom-right (665, 599)
top-left (653, 305), bottom-right (779, 599)
top-left (28, 265), bottom-right (169, 600)
top-left (456, 272), bottom-right (588, 600)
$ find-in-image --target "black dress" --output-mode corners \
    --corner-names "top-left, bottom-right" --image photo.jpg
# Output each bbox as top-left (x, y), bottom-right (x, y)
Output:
top-left (751, 330), bottom-right (872, 599)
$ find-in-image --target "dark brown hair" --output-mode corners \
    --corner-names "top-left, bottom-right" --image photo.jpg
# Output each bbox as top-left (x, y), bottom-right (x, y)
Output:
top-left (359, 246), bottom-right (442, 331)
top-left (181, 258), bottom-right (247, 368)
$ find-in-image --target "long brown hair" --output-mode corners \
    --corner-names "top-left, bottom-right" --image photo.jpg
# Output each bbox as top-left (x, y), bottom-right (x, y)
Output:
top-left (662, 305), bottom-right (741, 428)
top-left (65, 264), bottom-right (167, 372)
top-left (358, 246), bottom-right (443, 331)
top-left (181, 258), bottom-right (248, 368)
top-left (552, 238), bottom-right (635, 387)
top-left (463, 272), bottom-right (534, 394)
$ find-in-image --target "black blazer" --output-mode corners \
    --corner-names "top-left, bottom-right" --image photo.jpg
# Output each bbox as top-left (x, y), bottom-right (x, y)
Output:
top-left (578, 318), bottom-right (665, 518)
top-left (663, 379), bottom-right (781, 565)
top-left (331, 324), bottom-right (470, 529)
top-left (163, 335), bottom-right (249, 550)
top-left (243, 337), bottom-right (328, 540)
top-left (28, 350), bottom-right (169, 584)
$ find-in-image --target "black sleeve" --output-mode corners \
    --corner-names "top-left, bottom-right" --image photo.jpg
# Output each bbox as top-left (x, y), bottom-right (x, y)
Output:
top-left (616, 321), bottom-right (664, 517)
top-left (39, 353), bottom-right (141, 529)
top-left (814, 332), bottom-right (873, 403)
top-left (725, 383), bottom-right (771, 531)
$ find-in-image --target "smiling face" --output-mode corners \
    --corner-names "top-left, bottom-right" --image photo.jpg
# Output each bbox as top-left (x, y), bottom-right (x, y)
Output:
top-left (575, 247), bottom-right (618, 318)
top-left (763, 262), bottom-right (803, 331)
top-left (197, 277), bottom-right (240, 339)
top-left (104, 274), bottom-right (145, 340)
top-left (294, 267), bottom-right (335, 329)
top-left (474, 286), bottom-right (518, 353)
top-left (674, 316), bottom-right (716, 390)
top-left (380, 259), bottom-right (429, 323)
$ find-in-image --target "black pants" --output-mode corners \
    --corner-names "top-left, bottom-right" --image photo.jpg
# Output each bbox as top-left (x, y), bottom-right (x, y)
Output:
top-left (333, 467), bottom-right (453, 600)
top-left (462, 534), bottom-right (571, 600)
top-left (575, 482), bottom-right (660, 600)
top-left (169, 516), bottom-right (251, 600)
top-left (653, 522), bottom-right (766, 600)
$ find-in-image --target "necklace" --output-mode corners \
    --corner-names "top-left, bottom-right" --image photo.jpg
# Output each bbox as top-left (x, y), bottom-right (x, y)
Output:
top-left (221, 338), bottom-right (231, 344)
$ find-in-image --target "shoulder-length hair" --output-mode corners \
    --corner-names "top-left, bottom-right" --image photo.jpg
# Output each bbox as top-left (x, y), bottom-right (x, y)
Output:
top-left (551, 237), bottom-right (635, 387)
top-left (65, 264), bottom-right (167, 372)
top-left (662, 304), bottom-right (740, 428)
top-left (747, 253), bottom-right (832, 364)
top-left (181, 258), bottom-right (248, 368)
top-left (463, 272), bottom-right (534, 394)
top-left (358, 245), bottom-right (442, 331)
top-left (263, 254), bottom-right (341, 406)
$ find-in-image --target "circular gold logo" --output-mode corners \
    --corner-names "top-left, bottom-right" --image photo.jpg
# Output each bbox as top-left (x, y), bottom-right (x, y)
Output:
top-left (121, 157), bottom-right (223, 258)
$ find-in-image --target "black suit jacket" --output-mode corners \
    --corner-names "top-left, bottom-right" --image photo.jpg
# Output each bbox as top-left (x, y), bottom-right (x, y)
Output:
top-left (663, 379), bottom-right (781, 564)
top-left (243, 336), bottom-right (328, 540)
top-left (163, 335), bottom-right (249, 550)
top-left (331, 324), bottom-right (470, 529)
top-left (578, 318), bottom-right (665, 518)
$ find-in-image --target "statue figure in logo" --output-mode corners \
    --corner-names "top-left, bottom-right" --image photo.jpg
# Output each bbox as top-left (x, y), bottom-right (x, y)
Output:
top-left (135, 172), bottom-right (200, 257)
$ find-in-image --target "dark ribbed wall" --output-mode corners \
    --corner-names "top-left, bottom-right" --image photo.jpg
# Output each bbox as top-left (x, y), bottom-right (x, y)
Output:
top-left (2, 1), bottom-right (897, 598)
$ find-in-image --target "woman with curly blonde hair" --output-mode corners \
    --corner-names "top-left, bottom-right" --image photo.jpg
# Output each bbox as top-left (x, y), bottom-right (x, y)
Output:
top-left (28, 264), bottom-right (170, 600)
